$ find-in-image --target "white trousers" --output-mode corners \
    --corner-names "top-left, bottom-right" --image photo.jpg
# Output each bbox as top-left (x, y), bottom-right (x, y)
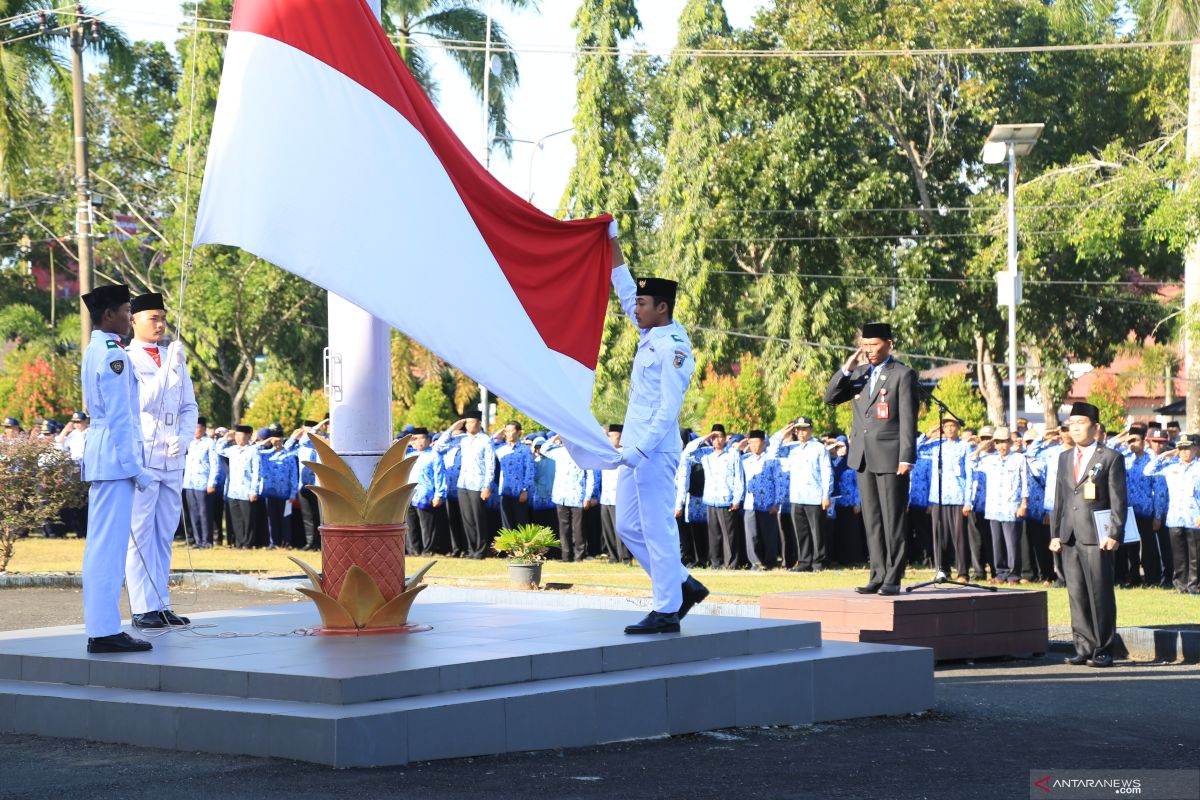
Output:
top-left (615, 450), bottom-right (689, 613)
top-left (83, 478), bottom-right (134, 637)
top-left (126, 467), bottom-right (183, 615)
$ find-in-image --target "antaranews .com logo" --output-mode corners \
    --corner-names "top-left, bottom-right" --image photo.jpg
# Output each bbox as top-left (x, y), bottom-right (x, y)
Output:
top-left (1030, 770), bottom-right (1199, 800)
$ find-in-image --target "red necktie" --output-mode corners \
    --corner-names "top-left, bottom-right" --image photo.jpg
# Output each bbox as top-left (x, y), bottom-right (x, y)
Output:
top-left (144, 346), bottom-right (161, 367)
top-left (1073, 449), bottom-right (1084, 483)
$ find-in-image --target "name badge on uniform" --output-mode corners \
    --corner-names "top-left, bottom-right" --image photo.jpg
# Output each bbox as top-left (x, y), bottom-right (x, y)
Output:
top-left (1083, 480), bottom-right (1096, 500)
top-left (875, 402), bottom-right (889, 420)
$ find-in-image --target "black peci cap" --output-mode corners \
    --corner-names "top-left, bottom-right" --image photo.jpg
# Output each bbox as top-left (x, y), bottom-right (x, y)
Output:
top-left (606, 424), bottom-right (623, 433)
top-left (130, 292), bottom-right (165, 315)
top-left (234, 424), bottom-right (253, 435)
top-left (861, 321), bottom-right (893, 340)
top-left (1068, 402), bottom-right (1100, 423)
top-left (81, 284), bottom-right (130, 314)
top-left (196, 416), bottom-right (207, 427)
top-left (410, 427), bottom-right (429, 436)
top-left (302, 420), bottom-right (319, 428)
top-left (635, 277), bottom-right (677, 303)
top-left (747, 429), bottom-right (766, 440)
top-left (710, 423), bottom-right (726, 434)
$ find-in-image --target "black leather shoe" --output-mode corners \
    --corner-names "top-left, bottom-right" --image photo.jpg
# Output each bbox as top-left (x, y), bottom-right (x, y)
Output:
top-left (1064, 654), bottom-right (1089, 666)
top-left (678, 576), bottom-right (710, 619)
top-left (624, 611), bottom-right (680, 635)
top-left (87, 632), bottom-right (152, 653)
top-left (855, 584), bottom-right (882, 594)
top-left (131, 611), bottom-right (167, 629)
top-left (1087, 654), bottom-right (1113, 668)
top-left (878, 585), bottom-right (901, 596)
top-left (161, 610), bottom-right (190, 626)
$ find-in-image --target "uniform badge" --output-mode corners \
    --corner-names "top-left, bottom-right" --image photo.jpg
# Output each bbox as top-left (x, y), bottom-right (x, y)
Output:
top-left (638, 279), bottom-right (647, 289)
top-left (673, 350), bottom-right (686, 368)
top-left (110, 360), bottom-right (124, 375)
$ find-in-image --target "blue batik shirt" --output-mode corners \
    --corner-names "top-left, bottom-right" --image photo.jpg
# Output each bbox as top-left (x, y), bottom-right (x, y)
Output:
top-left (221, 442), bottom-right (261, 502)
top-left (964, 452), bottom-right (988, 512)
top-left (286, 435), bottom-right (320, 494)
top-left (1034, 441), bottom-right (1066, 512)
top-left (494, 441), bottom-right (535, 498)
top-left (543, 443), bottom-right (597, 508)
top-left (919, 435), bottom-right (970, 507)
top-left (908, 442), bottom-right (933, 510)
top-left (1145, 455), bottom-right (1200, 529)
top-left (182, 436), bottom-right (215, 492)
top-left (767, 432), bottom-right (832, 506)
top-left (675, 447), bottom-right (708, 523)
top-left (1023, 453), bottom-right (1047, 522)
top-left (741, 451), bottom-right (783, 512)
top-left (259, 446), bottom-right (298, 500)
top-left (440, 441), bottom-right (462, 500)
top-left (974, 452), bottom-right (1028, 522)
top-left (1110, 445), bottom-right (1156, 520)
top-left (833, 460), bottom-right (860, 509)
top-left (410, 449), bottom-right (447, 509)
top-left (683, 439), bottom-right (745, 508)
top-left (530, 454), bottom-right (557, 511)
top-left (435, 430), bottom-right (495, 493)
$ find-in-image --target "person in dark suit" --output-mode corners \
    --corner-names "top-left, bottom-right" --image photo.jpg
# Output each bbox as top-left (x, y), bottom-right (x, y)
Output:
top-left (825, 322), bottom-right (919, 595)
top-left (1050, 401), bottom-right (1126, 668)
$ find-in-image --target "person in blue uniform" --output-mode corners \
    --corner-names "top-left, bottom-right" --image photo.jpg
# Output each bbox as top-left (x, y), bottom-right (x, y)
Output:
top-left (1018, 429), bottom-right (1054, 585)
top-left (963, 426), bottom-right (996, 581)
top-left (285, 419), bottom-right (327, 552)
top-left (1142, 428), bottom-right (1173, 587)
top-left (972, 426), bottom-right (1029, 584)
top-left (406, 427), bottom-right (448, 555)
top-left (492, 420), bottom-right (535, 531)
top-left (769, 417), bottom-right (833, 572)
top-left (675, 429), bottom-right (709, 568)
top-left (220, 425), bottom-right (261, 549)
top-left (79, 284), bottom-right (153, 653)
top-left (829, 436), bottom-right (866, 565)
top-left (920, 419), bottom-right (972, 581)
top-left (258, 428), bottom-right (298, 548)
top-left (1106, 425), bottom-right (1153, 588)
top-left (684, 424), bottom-right (746, 570)
top-left (183, 416), bottom-right (215, 548)
top-left (1145, 434), bottom-right (1200, 594)
top-left (740, 429), bottom-right (782, 570)
top-left (543, 435), bottom-right (599, 561)
top-left (435, 411), bottom-right (495, 558)
top-left (528, 436), bottom-right (559, 539)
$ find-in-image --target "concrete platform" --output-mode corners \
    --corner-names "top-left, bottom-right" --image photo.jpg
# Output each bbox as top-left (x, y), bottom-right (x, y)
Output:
top-left (0, 600), bottom-right (933, 767)
top-left (761, 587), bottom-right (1048, 661)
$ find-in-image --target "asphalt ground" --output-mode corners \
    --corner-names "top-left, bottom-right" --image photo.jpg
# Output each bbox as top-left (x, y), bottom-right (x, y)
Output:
top-left (0, 587), bottom-right (1196, 800)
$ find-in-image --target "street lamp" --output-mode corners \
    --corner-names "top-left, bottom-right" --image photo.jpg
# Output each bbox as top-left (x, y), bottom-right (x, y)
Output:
top-left (982, 122), bottom-right (1043, 428)
top-left (493, 127), bottom-right (575, 202)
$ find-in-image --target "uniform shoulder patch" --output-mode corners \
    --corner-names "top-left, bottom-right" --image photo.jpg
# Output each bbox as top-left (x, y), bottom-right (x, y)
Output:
top-left (671, 335), bottom-right (686, 343)
top-left (673, 350), bottom-right (686, 368)
top-left (105, 339), bottom-right (118, 349)
top-left (110, 359), bottom-right (124, 375)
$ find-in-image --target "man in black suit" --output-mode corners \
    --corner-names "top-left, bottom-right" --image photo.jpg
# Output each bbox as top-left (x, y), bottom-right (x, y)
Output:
top-left (1050, 401), bottom-right (1126, 668)
top-left (825, 322), bottom-right (919, 595)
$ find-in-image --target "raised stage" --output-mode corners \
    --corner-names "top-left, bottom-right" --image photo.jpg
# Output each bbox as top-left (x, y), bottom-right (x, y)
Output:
top-left (0, 599), bottom-right (933, 767)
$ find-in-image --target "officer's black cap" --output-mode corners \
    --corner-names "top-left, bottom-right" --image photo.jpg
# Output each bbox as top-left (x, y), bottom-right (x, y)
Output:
top-left (234, 424), bottom-right (253, 435)
top-left (710, 423), bottom-right (726, 434)
top-left (411, 426), bottom-right (429, 436)
top-left (130, 292), bottom-right (165, 315)
top-left (81, 284), bottom-right (130, 314)
top-left (747, 429), bottom-right (766, 440)
top-left (861, 322), bottom-right (892, 340)
top-left (606, 424), bottom-right (623, 434)
top-left (635, 277), bottom-right (677, 302)
top-left (302, 420), bottom-right (319, 428)
top-left (1068, 402), bottom-right (1100, 423)
top-left (197, 416), bottom-right (208, 427)
top-left (464, 410), bottom-right (482, 420)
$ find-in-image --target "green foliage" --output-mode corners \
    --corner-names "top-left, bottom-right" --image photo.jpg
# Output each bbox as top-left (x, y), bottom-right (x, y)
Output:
top-left (301, 389), bottom-right (329, 424)
top-left (0, 304), bottom-right (50, 343)
top-left (494, 398), bottom-right (544, 434)
top-left (774, 372), bottom-right (836, 432)
top-left (243, 381), bottom-right (305, 431)
top-left (1086, 373), bottom-right (1129, 432)
top-left (917, 373), bottom-right (989, 432)
top-left (491, 524), bottom-right (561, 564)
top-left (0, 346), bottom-right (81, 427)
top-left (698, 353), bottom-right (774, 433)
top-left (406, 379), bottom-right (454, 431)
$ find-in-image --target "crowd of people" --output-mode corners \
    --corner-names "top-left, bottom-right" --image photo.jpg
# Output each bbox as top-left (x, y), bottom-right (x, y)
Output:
top-left (9, 405), bottom-right (1196, 597)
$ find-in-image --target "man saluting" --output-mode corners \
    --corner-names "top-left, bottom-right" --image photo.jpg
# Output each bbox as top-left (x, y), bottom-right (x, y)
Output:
top-left (824, 323), bottom-right (918, 595)
top-left (609, 221), bottom-right (709, 634)
top-left (80, 284), bottom-right (155, 653)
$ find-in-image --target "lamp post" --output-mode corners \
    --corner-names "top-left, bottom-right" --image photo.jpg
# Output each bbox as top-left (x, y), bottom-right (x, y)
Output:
top-left (982, 123), bottom-right (1043, 428)
top-left (493, 127), bottom-right (575, 202)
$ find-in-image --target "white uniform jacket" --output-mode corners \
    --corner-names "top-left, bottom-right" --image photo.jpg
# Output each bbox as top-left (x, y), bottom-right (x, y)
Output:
top-left (613, 265), bottom-right (695, 458)
top-left (128, 341), bottom-right (198, 471)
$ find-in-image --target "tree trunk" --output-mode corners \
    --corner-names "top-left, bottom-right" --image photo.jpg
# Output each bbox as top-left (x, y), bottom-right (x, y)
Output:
top-left (1028, 347), bottom-right (1060, 427)
top-left (976, 334), bottom-right (1007, 426)
top-left (1186, 44), bottom-right (1200, 431)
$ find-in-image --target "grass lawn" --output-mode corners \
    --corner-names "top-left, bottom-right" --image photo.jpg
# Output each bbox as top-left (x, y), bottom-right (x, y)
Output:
top-left (5, 538), bottom-right (1196, 628)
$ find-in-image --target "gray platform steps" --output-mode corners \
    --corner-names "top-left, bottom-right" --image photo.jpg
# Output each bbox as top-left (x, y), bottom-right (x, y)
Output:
top-left (0, 602), bottom-right (934, 767)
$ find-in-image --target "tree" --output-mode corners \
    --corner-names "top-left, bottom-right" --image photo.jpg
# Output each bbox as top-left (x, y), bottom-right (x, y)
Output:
top-left (382, 0), bottom-right (537, 156)
top-left (774, 372), bottom-right (836, 432)
top-left (243, 381), bottom-right (305, 431)
top-left (697, 354), bottom-right (773, 433)
top-left (406, 379), bottom-right (454, 430)
top-left (301, 389), bottom-right (330, 424)
top-left (494, 398), bottom-right (544, 433)
top-left (0, 438), bottom-right (87, 570)
top-left (917, 373), bottom-right (989, 432)
top-left (1086, 372), bottom-right (1129, 432)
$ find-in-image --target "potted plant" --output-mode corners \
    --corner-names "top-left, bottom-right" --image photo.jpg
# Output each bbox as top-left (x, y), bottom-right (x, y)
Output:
top-left (492, 524), bottom-right (560, 588)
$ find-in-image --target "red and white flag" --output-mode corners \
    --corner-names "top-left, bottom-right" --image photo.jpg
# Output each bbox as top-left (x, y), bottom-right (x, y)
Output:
top-left (193, 0), bottom-right (619, 467)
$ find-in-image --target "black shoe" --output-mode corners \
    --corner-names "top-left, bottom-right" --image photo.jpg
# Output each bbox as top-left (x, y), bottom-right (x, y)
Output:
top-left (855, 583), bottom-right (882, 594)
top-left (1064, 654), bottom-right (1089, 666)
top-left (624, 611), bottom-right (680, 635)
top-left (131, 611), bottom-right (167, 629)
top-left (161, 609), bottom-right (190, 626)
top-left (878, 585), bottom-right (901, 596)
top-left (87, 632), bottom-right (152, 653)
top-left (1087, 654), bottom-right (1113, 668)
top-left (678, 576), bottom-right (710, 619)
top-left (812, 564), bottom-right (825, 572)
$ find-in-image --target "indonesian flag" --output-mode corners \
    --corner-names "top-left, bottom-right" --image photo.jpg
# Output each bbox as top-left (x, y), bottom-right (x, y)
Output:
top-left (193, 0), bottom-right (619, 468)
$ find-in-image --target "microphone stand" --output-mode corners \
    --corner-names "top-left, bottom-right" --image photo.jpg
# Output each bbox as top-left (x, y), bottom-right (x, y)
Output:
top-left (907, 385), bottom-right (996, 593)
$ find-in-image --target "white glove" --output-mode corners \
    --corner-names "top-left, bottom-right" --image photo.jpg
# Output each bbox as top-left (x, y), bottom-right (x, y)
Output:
top-left (134, 470), bottom-right (154, 492)
top-left (607, 218), bottom-right (618, 239)
top-left (165, 436), bottom-right (181, 458)
top-left (618, 447), bottom-right (644, 469)
top-left (166, 340), bottom-right (185, 371)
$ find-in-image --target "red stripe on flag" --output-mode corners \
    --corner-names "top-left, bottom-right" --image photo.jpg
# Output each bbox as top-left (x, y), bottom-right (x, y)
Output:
top-left (230, 0), bottom-right (612, 371)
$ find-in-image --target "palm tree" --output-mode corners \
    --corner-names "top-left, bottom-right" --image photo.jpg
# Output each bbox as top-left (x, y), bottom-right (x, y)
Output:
top-left (382, 0), bottom-right (537, 158)
top-left (0, 2), bottom-right (131, 192)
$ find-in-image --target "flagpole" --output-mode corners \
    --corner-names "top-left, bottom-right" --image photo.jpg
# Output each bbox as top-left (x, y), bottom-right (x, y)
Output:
top-left (477, 0), bottom-right (494, 430)
top-left (326, 0), bottom-right (394, 486)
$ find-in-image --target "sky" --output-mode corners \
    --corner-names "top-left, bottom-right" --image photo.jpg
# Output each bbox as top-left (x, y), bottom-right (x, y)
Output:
top-left (90, 1), bottom-right (768, 211)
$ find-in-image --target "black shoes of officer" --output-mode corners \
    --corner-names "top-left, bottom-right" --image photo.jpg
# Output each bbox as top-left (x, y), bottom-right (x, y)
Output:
top-left (1087, 654), bottom-right (1113, 668)
top-left (87, 632), bottom-right (152, 653)
top-left (161, 609), bottom-right (190, 626)
top-left (678, 576), bottom-right (710, 619)
top-left (1064, 654), bottom-right (1089, 666)
top-left (624, 611), bottom-right (681, 635)
top-left (877, 585), bottom-right (901, 596)
top-left (132, 611), bottom-right (167, 629)
top-left (855, 583), bottom-right (881, 594)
